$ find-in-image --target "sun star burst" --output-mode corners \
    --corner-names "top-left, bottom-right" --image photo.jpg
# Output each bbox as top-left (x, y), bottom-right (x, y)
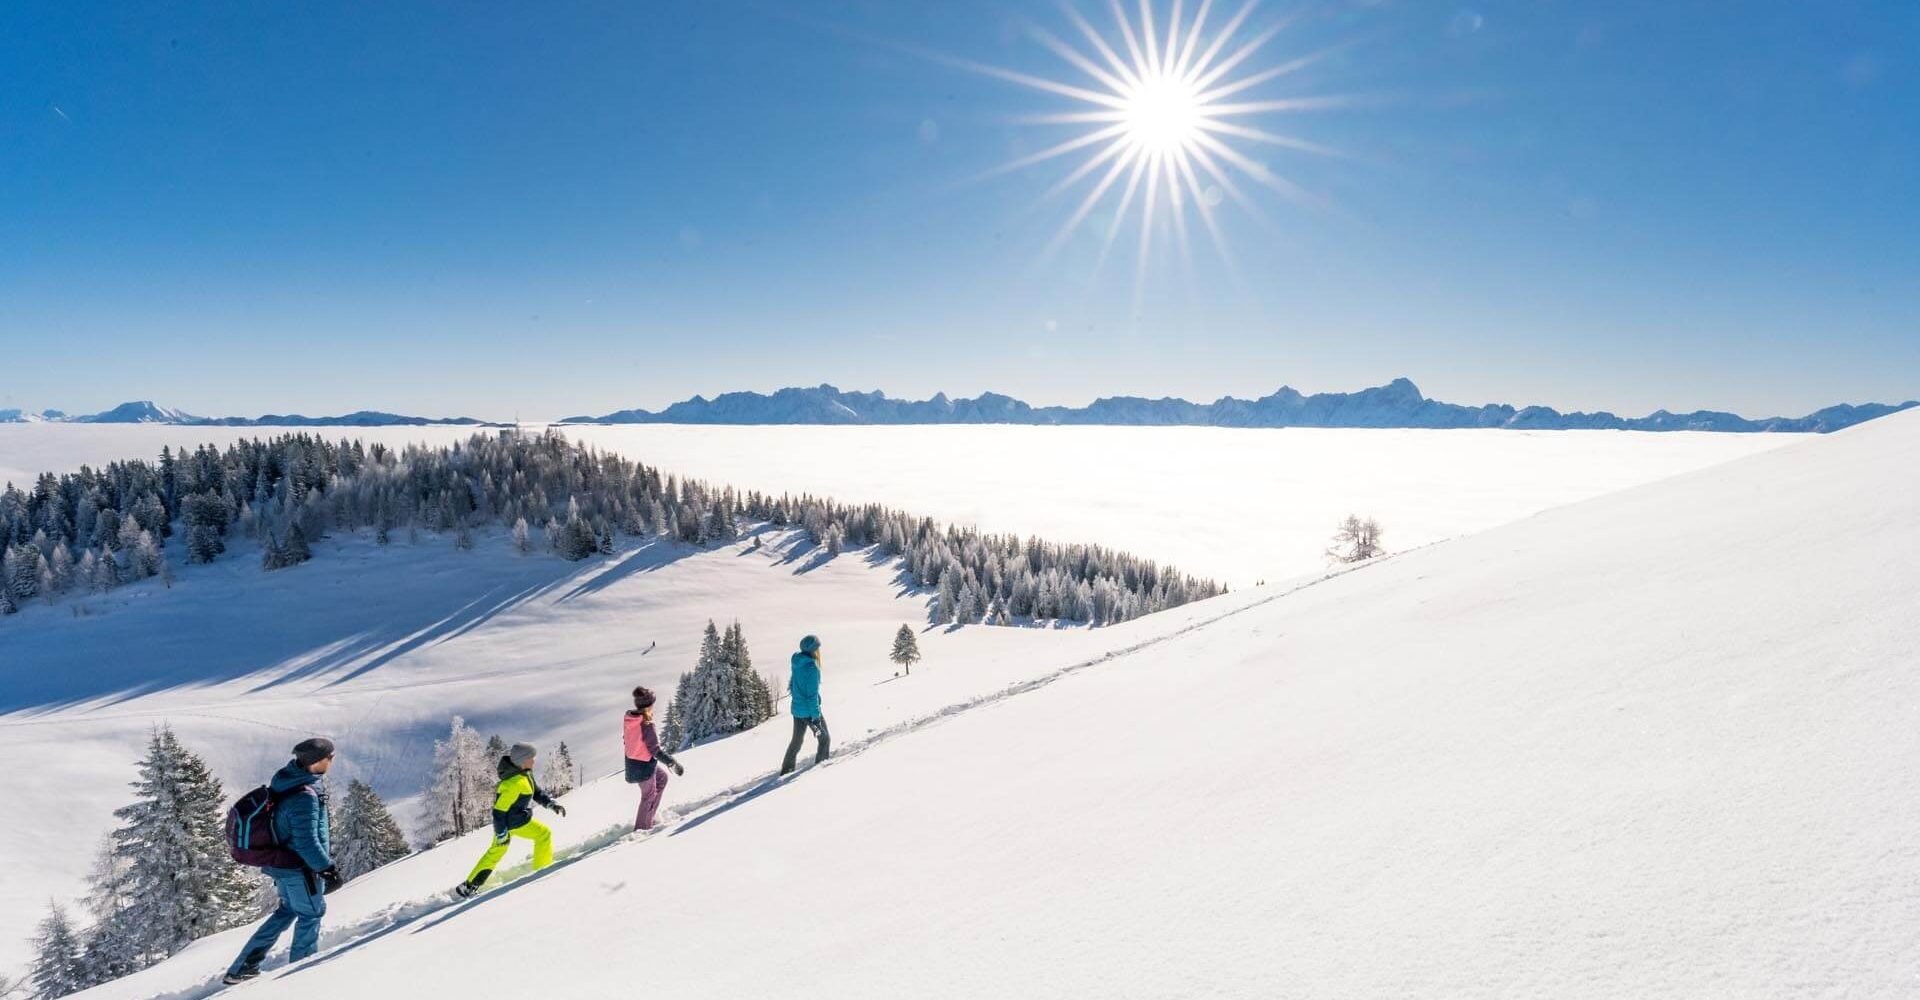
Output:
top-left (963, 0), bottom-right (1349, 280)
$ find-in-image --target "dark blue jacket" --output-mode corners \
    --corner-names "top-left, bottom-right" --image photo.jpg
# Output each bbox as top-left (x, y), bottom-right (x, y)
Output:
top-left (267, 760), bottom-right (333, 874)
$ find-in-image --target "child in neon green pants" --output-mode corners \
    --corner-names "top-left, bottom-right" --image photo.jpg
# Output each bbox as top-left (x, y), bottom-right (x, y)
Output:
top-left (457, 742), bottom-right (565, 897)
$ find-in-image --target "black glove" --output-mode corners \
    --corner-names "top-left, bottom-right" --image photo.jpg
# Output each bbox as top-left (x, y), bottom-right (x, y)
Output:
top-left (549, 802), bottom-right (567, 817)
top-left (671, 762), bottom-right (685, 777)
top-left (318, 867), bottom-right (346, 894)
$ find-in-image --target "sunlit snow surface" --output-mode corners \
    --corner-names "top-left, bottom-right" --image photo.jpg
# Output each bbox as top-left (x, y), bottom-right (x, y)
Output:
top-left (36, 411), bottom-right (1920, 1000)
top-left (0, 420), bottom-right (1801, 974)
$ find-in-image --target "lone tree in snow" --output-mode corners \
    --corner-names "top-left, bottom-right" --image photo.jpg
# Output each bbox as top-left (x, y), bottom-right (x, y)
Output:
top-left (890, 625), bottom-right (922, 675)
top-left (1327, 515), bottom-right (1385, 564)
top-left (332, 778), bottom-right (412, 880)
top-left (420, 717), bottom-right (493, 844)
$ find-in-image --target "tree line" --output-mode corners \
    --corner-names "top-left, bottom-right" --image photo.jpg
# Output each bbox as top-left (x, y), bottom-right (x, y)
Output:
top-left (0, 429), bottom-right (1222, 628)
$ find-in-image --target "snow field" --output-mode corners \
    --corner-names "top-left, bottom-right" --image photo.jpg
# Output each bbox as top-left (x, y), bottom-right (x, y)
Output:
top-left (68, 409), bottom-right (1920, 998)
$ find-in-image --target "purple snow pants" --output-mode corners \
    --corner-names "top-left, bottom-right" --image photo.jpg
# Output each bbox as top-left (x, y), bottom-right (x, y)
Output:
top-left (635, 766), bottom-right (670, 830)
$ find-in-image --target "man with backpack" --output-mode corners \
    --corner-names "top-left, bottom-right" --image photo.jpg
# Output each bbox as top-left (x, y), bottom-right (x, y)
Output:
top-left (224, 737), bottom-right (344, 985)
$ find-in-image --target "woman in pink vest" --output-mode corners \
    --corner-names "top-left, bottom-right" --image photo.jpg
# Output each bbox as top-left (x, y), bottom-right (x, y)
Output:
top-left (624, 686), bottom-right (684, 830)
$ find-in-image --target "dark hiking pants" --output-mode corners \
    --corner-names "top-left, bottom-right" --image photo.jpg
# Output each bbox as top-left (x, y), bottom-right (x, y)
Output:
top-left (781, 714), bottom-right (830, 773)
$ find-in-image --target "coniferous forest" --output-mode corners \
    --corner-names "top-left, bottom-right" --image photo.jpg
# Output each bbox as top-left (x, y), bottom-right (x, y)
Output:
top-left (0, 429), bottom-right (1222, 629)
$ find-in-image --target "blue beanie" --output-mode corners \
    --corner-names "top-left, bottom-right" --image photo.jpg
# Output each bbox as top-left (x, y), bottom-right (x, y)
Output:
top-left (799, 634), bottom-right (820, 654)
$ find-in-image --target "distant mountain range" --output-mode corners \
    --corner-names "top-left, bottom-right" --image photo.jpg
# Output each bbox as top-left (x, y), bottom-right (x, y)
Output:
top-left (562, 379), bottom-right (1918, 433)
top-left (0, 401), bottom-right (493, 427)
top-left (8, 382), bottom-right (1912, 433)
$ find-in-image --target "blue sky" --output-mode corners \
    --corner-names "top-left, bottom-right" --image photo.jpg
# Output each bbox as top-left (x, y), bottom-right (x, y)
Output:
top-left (1, 1), bottom-right (1914, 420)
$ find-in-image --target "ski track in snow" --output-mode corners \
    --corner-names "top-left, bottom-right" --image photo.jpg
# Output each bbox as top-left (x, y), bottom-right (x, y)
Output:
top-left (148, 558), bottom-right (1390, 1000)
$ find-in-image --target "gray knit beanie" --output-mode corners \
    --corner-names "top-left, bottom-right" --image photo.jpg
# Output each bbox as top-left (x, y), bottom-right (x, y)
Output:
top-left (508, 742), bottom-right (537, 768)
top-left (292, 737), bottom-right (335, 767)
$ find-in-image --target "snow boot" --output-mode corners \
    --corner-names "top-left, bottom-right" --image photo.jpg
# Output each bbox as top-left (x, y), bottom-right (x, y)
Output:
top-left (223, 968), bottom-right (261, 985)
top-left (453, 880), bottom-right (480, 899)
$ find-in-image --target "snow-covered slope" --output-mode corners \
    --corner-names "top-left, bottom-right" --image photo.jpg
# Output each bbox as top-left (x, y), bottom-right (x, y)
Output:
top-left (72, 410), bottom-right (1920, 998)
top-left (1, 526), bottom-right (1115, 974)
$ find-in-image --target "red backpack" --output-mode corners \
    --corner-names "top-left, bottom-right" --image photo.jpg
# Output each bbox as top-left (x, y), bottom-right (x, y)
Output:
top-left (225, 785), bottom-right (304, 869)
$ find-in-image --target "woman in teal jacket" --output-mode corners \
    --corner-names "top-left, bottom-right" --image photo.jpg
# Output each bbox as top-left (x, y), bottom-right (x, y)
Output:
top-left (780, 634), bottom-right (830, 774)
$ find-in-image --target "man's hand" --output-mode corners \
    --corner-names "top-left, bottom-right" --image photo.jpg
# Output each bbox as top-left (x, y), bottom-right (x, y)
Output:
top-left (671, 762), bottom-right (685, 777)
top-left (549, 802), bottom-right (567, 817)
top-left (318, 867), bottom-right (346, 894)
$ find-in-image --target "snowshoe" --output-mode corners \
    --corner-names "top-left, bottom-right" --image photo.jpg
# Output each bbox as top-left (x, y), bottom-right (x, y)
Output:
top-left (452, 880), bottom-right (480, 899)
top-left (223, 968), bottom-right (261, 985)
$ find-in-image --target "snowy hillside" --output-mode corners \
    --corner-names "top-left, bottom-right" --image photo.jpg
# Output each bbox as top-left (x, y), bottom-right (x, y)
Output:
top-left (65, 409), bottom-right (1920, 998)
top-left (0, 524), bottom-right (1035, 973)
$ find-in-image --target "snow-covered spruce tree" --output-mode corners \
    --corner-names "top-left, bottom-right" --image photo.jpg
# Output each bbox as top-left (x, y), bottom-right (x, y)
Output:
top-left (1327, 515), bottom-right (1384, 564)
top-left (7, 543), bottom-right (42, 604)
top-left (115, 516), bottom-right (143, 567)
top-left (540, 742), bottom-right (577, 797)
top-left (29, 903), bottom-right (87, 999)
top-left (420, 716), bottom-right (492, 844)
top-left (332, 778), bottom-right (411, 880)
top-left (282, 523), bottom-right (312, 565)
top-left (48, 544), bottom-right (75, 596)
top-left (513, 516), bottom-right (531, 554)
top-left (106, 726), bottom-right (257, 966)
top-left (660, 671), bottom-right (692, 750)
top-left (933, 571), bottom-right (957, 625)
top-left (93, 544), bottom-right (121, 591)
top-left (132, 530), bottom-right (164, 579)
top-left (680, 621), bottom-right (729, 742)
top-left (180, 493), bottom-right (228, 564)
top-left (722, 621), bottom-right (772, 730)
top-left (78, 836), bottom-right (142, 988)
top-left (890, 624), bottom-right (922, 675)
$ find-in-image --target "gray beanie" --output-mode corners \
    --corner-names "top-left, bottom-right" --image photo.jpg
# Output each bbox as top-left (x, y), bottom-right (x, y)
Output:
top-left (508, 743), bottom-right (537, 768)
top-left (292, 737), bottom-right (335, 767)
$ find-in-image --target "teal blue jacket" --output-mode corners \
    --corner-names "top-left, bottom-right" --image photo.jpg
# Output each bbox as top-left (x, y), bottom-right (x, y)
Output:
top-left (789, 651), bottom-right (822, 718)
top-left (268, 760), bottom-right (333, 873)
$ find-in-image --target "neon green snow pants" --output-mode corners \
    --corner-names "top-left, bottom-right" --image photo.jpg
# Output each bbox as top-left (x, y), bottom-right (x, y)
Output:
top-left (466, 819), bottom-right (552, 887)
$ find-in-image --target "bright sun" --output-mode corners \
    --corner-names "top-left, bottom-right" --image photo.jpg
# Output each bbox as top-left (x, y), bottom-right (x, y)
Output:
top-left (955, 0), bottom-right (1350, 278)
top-left (1120, 72), bottom-right (1205, 154)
